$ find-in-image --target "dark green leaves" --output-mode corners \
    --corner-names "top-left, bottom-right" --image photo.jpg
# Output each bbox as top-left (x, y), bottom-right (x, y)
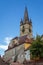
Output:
top-left (30, 35), bottom-right (43, 60)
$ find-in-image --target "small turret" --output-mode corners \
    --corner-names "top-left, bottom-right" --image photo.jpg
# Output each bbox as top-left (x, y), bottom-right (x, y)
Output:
top-left (20, 18), bottom-right (23, 26)
top-left (29, 19), bottom-right (32, 26)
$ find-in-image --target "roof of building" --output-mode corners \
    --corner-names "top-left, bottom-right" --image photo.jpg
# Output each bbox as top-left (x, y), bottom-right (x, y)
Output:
top-left (5, 35), bottom-right (33, 52)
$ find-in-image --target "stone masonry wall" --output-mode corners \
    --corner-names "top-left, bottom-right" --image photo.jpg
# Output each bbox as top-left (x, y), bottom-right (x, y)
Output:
top-left (23, 59), bottom-right (43, 65)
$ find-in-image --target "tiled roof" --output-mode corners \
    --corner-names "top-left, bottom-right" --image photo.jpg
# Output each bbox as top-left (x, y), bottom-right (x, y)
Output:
top-left (12, 37), bottom-right (18, 40)
top-left (19, 35), bottom-right (28, 44)
top-left (5, 35), bottom-right (33, 52)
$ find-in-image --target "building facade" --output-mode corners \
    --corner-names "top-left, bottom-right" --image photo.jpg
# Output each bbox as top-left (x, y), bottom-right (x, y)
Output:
top-left (3, 7), bottom-right (33, 64)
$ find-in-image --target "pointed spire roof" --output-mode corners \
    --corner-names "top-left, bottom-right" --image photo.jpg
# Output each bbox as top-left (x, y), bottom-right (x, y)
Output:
top-left (29, 18), bottom-right (32, 26)
top-left (24, 7), bottom-right (29, 22)
top-left (20, 18), bottom-right (23, 25)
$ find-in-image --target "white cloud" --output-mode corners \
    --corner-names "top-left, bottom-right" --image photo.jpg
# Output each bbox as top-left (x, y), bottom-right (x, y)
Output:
top-left (0, 37), bottom-right (12, 50)
top-left (0, 45), bottom-right (8, 50)
top-left (0, 37), bottom-right (13, 56)
top-left (4, 37), bottom-right (12, 44)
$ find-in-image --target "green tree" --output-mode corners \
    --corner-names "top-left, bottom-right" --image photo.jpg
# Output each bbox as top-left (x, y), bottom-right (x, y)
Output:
top-left (30, 35), bottom-right (43, 60)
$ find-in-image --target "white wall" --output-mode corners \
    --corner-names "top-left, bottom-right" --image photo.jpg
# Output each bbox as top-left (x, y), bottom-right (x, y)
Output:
top-left (25, 50), bottom-right (30, 60)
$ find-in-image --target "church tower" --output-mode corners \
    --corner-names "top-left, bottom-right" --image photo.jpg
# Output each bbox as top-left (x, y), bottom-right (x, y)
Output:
top-left (20, 7), bottom-right (32, 38)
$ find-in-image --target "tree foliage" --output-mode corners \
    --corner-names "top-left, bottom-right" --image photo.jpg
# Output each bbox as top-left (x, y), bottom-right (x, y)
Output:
top-left (30, 35), bottom-right (43, 60)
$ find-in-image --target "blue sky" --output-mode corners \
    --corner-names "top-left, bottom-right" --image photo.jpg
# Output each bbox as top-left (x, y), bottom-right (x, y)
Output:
top-left (0, 0), bottom-right (43, 56)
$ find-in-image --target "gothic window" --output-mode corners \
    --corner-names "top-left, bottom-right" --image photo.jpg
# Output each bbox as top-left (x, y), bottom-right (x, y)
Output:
top-left (29, 28), bottom-right (31, 33)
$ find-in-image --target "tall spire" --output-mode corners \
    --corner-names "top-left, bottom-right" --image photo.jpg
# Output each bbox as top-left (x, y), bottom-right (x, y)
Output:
top-left (24, 7), bottom-right (29, 23)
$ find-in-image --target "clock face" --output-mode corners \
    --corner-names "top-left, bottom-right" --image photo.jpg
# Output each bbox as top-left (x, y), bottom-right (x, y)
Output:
top-left (22, 26), bottom-right (25, 33)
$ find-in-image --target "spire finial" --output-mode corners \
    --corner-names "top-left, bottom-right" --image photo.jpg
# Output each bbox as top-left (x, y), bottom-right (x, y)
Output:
top-left (24, 6), bottom-right (29, 22)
